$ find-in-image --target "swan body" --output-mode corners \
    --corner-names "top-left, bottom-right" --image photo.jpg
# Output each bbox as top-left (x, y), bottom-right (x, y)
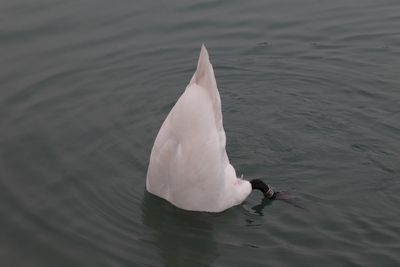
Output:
top-left (146, 45), bottom-right (252, 212)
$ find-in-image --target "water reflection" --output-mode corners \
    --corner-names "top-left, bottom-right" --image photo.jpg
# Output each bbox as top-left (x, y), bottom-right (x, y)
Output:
top-left (251, 198), bottom-right (273, 216)
top-left (250, 193), bottom-right (306, 216)
top-left (141, 192), bottom-right (219, 267)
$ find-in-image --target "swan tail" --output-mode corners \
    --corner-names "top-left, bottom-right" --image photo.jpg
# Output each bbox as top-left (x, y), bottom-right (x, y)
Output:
top-left (189, 45), bottom-right (218, 95)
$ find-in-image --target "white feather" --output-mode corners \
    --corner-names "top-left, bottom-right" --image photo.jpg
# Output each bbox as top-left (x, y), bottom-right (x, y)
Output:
top-left (146, 45), bottom-right (251, 212)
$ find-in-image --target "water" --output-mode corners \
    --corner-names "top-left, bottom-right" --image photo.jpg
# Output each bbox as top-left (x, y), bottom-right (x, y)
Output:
top-left (1, 0), bottom-right (400, 266)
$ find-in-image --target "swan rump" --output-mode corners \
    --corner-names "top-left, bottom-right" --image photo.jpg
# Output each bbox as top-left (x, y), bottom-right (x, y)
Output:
top-left (146, 45), bottom-right (251, 212)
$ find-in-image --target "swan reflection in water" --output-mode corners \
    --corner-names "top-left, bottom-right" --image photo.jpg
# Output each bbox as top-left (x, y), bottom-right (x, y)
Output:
top-left (141, 192), bottom-right (219, 267)
top-left (250, 191), bottom-right (306, 216)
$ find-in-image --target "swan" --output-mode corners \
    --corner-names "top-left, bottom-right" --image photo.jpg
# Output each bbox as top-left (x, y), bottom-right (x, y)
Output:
top-left (146, 45), bottom-right (278, 212)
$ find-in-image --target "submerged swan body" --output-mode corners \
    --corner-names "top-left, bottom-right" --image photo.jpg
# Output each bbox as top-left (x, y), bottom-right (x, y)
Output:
top-left (146, 45), bottom-right (274, 212)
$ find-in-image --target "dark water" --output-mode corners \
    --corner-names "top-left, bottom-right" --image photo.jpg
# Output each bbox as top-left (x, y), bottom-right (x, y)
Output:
top-left (1, 0), bottom-right (400, 266)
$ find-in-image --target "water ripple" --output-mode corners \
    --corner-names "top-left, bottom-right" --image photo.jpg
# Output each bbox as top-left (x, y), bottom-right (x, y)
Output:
top-left (1, 0), bottom-right (400, 266)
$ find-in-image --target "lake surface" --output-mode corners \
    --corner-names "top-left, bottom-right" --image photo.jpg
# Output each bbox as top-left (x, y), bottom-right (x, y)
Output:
top-left (1, 0), bottom-right (400, 266)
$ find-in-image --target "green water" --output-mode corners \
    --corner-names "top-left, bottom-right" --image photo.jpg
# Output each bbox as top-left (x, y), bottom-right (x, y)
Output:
top-left (1, 0), bottom-right (400, 266)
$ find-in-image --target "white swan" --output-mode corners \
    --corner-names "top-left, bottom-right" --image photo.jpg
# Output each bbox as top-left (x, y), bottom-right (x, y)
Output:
top-left (146, 45), bottom-right (275, 212)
